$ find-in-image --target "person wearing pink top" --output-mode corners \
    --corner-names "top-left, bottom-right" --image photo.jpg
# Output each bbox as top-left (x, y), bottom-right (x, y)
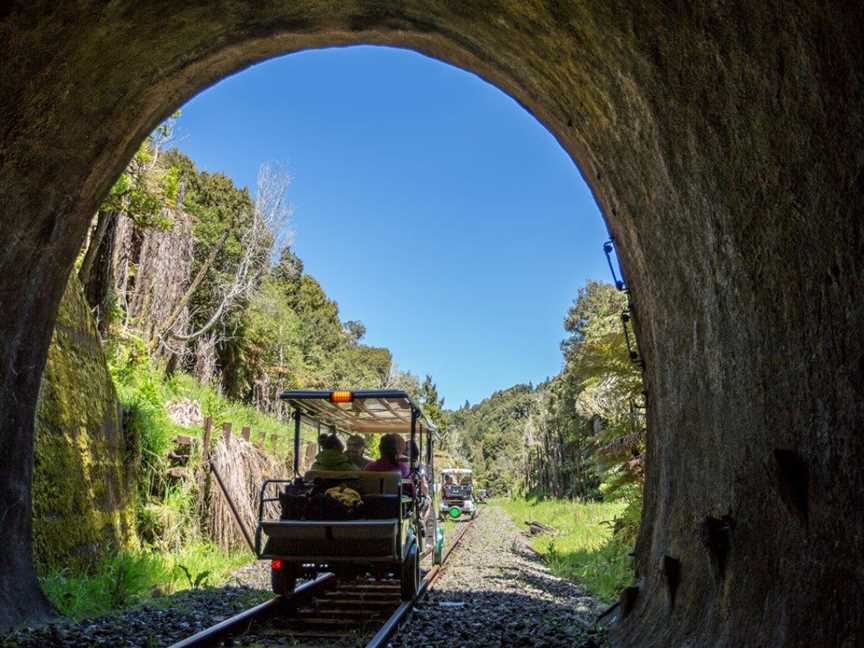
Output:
top-left (365, 433), bottom-right (410, 477)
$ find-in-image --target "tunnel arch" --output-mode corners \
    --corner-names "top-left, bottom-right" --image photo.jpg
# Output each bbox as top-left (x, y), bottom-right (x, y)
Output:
top-left (2, 4), bottom-right (863, 646)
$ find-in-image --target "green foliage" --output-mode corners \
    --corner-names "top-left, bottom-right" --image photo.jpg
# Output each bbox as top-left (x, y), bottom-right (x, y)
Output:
top-left (174, 564), bottom-right (211, 590)
top-left (418, 374), bottom-right (448, 431)
top-left (137, 481), bottom-right (197, 552)
top-left (39, 542), bottom-right (251, 621)
top-left (101, 135), bottom-right (177, 229)
top-left (108, 336), bottom-right (179, 473)
top-left (448, 384), bottom-right (538, 495)
top-left (226, 259), bottom-right (395, 402)
top-left (497, 497), bottom-right (631, 602)
top-left (450, 281), bottom-right (644, 500)
top-left (560, 282), bottom-right (644, 495)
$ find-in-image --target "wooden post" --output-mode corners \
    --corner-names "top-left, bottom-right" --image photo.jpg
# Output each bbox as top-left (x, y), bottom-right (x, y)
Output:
top-left (202, 417), bottom-right (213, 460)
top-left (257, 430), bottom-right (266, 449)
top-left (241, 426), bottom-right (251, 442)
top-left (223, 421), bottom-right (232, 445)
top-left (201, 416), bottom-right (213, 535)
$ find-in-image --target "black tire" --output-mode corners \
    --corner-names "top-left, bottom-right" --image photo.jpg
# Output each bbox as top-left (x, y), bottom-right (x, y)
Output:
top-left (271, 563), bottom-right (297, 596)
top-left (401, 542), bottom-right (420, 601)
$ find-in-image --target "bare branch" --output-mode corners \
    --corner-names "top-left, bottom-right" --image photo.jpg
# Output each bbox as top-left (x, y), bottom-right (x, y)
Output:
top-left (162, 162), bottom-right (294, 345)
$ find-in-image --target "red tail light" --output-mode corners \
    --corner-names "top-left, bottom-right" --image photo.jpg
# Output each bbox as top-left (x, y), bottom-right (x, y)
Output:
top-left (271, 559), bottom-right (283, 570)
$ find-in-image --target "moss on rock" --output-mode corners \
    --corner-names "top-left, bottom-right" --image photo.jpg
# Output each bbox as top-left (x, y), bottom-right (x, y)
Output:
top-left (33, 275), bottom-right (137, 570)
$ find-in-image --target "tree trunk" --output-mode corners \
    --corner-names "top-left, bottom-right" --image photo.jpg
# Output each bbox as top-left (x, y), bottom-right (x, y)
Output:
top-left (78, 210), bottom-right (114, 287)
top-left (158, 225), bottom-right (230, 338)
top-left (82, 212), bottom-right (118, 337)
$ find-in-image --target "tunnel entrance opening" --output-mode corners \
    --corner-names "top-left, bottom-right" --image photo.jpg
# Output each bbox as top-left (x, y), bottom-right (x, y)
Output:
top-left (2, 4), bottom-right (864, 647)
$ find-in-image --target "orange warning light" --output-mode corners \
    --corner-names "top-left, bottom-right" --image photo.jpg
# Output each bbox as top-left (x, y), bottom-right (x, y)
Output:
top-left (330, 391), bottom-right (353, 403)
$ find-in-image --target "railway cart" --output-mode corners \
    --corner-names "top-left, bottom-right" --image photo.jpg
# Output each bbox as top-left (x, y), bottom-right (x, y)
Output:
top-left (255, 389), bottom-right (443, 601)
top-left (439, 468), bottom-right (477, 520)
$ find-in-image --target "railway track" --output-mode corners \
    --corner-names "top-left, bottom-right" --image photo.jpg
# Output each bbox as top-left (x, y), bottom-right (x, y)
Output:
top-left (170, 516), bottom-right (476, 648)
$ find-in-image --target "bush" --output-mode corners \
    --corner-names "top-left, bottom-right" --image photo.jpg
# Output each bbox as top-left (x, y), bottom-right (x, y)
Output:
top-left (40, 542), bottom-right (252, 621)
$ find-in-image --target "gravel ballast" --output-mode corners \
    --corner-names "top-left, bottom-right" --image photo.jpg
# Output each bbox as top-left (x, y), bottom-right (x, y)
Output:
top-left (0, 565), bottom-right (272, 648)
top-left (389, 506), bottom-right (607, 648)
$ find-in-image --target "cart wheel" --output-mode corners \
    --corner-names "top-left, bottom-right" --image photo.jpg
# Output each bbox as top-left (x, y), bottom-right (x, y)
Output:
top-left (271, 563), bottom-right (297, 596)
top-left (401, 542), bottom-right (420, 601)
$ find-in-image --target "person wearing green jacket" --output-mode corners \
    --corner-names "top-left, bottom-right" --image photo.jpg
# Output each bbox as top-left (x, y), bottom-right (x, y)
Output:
top-left (309, 433), bottom-right (355, 471)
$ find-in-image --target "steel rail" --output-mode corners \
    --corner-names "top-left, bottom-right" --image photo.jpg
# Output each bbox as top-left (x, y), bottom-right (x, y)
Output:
top-left (364, 514), bottom-right (477, 648)
top-left (170, 515), bottom-right (478, 648)
top-left (168, 573), bottom-right (334, 648)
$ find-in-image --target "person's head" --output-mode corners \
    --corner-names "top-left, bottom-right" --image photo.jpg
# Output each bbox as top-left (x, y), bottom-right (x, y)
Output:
top-left (319, 433), bottom-right (343, 453)
top-left (393, 434), bottom-right (406, 456)
top-left (346, 435), bottom-right (366, 456)
top-left (378, 433), bottom-right (400, 465)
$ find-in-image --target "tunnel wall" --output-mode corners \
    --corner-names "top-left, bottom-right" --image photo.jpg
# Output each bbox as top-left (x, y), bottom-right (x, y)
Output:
top-left (1, 2), bottom-right (863, 644)
top-left (33, 274), bottom-right (137, 569)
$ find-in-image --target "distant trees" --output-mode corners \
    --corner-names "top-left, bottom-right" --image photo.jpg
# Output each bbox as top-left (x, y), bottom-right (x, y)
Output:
top-left (448, 280), bottom-right (644, 501)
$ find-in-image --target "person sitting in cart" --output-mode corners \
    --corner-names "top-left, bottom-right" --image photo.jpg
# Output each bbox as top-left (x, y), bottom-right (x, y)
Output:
top-left (407, 439), bottom-right (431, 520)
top-left (309, 433), bottom-right (356, 472)
top-left (407, 440), bottom-right (430, 497)
top-left (345, 434), bottom-right (373, 470)
top-left (365, 433), bottom-right (410, 477)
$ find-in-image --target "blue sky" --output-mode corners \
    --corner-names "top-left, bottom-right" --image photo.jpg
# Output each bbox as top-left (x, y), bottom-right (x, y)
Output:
top-left (174, 45), bottom-right (609, 406)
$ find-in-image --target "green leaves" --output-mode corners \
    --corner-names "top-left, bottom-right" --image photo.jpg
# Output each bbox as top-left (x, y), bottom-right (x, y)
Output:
top-left (100, 139), bottom-right (177, 230)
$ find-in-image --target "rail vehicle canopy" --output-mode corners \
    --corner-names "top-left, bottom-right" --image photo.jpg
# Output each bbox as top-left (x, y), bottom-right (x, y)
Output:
top-left (280, 389), bottom-right (438, 436)
top-left (441, 469), bottom-right (473, 481)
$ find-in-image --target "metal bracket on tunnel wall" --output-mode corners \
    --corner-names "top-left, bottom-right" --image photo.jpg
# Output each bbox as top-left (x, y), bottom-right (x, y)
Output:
top-left (603, 237), bottom-right (646, 369)
top-left (603, 238), bottom-right (627, 291)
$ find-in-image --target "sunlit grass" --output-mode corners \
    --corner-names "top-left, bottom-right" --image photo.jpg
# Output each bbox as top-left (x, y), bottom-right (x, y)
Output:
top-left (496, 497), bottom-right (632, 602)
top-left (40, 542), bottom-right (253, 621)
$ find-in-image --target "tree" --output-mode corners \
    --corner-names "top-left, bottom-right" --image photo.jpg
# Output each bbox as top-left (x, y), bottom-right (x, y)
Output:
top-left (159, 163), bottom-right (292, 347)
top-left (343, 320), bottom-right (367, 344)
top-left (418, 374), bottom-right (447, 431)
top-left (78, 134), bottom-right (178, 332)
top-left (272, 246), bottom-right (304, 291)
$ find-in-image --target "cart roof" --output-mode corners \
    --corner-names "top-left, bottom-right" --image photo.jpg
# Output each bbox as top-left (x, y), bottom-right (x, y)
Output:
top-left (279, 389), bottom-right (438, 435)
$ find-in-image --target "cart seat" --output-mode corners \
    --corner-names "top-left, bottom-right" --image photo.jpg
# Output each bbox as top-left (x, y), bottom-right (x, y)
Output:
top-left (303, 470), bottom-right (402, 496)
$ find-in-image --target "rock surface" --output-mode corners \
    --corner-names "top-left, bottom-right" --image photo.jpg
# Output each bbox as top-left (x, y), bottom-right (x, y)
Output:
top-left (33, 274), bottom-right (136, 569)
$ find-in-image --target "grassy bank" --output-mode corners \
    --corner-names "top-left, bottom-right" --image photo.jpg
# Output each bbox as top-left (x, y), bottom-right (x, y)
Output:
top-left (496, 497), bottom-right (632, 602)
top-left (36, 344), bottom-right (285, 621)
top-left (40, 542), bottom-right (252, 621)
